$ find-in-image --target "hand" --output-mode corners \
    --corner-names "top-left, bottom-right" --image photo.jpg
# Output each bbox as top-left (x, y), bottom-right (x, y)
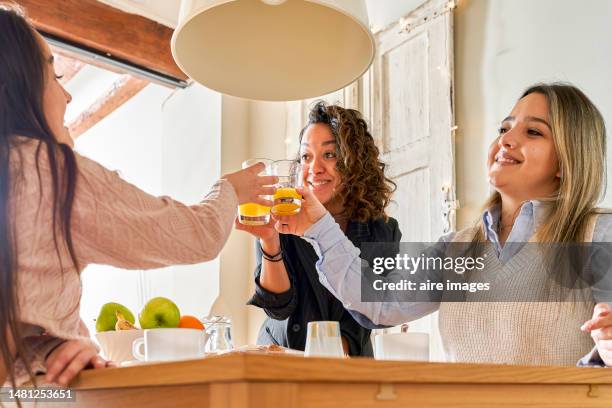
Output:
top-left (234, 217), bottom-right (278, 243)
top-left (222, 162), bottom-right (277, 206)
top-left (272, 186), bottom-right (327, 236)
top-left (45, 339), bottom-right (109, 386)
top-left (581, 302), bottom-right (612, 366)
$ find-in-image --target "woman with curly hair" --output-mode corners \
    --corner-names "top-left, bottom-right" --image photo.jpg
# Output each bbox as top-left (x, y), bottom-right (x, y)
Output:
top-left (236, 102), bottom-right (400, 356)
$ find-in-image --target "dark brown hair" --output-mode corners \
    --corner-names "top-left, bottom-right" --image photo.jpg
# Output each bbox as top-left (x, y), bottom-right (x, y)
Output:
top-left (0, 3), bottom-right (79, 388)
top-left (299, 101), bottom-right (396, 222)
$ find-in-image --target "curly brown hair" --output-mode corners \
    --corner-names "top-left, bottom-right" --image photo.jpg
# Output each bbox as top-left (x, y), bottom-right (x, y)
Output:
top-left (299, 101), bottom-right (396, 222)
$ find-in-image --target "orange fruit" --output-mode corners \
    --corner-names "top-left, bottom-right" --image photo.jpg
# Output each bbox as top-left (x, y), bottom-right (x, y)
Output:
top-left (178, 315), bottom-right (205, 330)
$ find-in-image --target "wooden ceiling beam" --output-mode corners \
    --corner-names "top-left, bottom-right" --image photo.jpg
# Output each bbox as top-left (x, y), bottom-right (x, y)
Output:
top-left (68, 75), bottom-right (148, 139)
top-left (15, 0), bottom-right (187, 81)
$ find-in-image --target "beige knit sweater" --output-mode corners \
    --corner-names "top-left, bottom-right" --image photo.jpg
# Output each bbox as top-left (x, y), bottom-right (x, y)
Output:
top-left (8, 136), bottom-right (238, 385)
top-left (438, 217), bottom-right (598, 366)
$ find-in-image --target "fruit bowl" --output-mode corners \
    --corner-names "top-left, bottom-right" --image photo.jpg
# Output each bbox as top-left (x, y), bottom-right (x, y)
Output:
top-left (95, 330), bottom-right (143, 363)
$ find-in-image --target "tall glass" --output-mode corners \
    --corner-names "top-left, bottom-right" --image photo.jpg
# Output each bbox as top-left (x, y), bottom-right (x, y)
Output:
top-left (238, 158), bottom-right (273, 225)
top-left (304, 321), bottom-right (345, 358)
top-left (271, 160), bottom-right (303, 216)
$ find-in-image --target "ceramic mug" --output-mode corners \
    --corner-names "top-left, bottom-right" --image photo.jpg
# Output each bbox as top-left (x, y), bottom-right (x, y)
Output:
top-left (132, 328), bottom-right (206, 362)
top-left (374, 332), bottom-right (429, 361)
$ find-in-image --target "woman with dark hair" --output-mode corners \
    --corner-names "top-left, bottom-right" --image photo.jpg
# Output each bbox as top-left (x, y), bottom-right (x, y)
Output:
top-left (236, 102), bottom-right (401, 355)
top-left (0, 4), bottom-right (276, 387)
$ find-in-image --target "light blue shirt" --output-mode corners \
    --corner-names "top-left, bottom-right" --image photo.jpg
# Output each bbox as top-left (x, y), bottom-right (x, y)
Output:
top-left (482, 201), bottom-right (549, 262)
top-left (302, 201), bottom-right (612, 327)
top-left (302, 202), bottom-right (612, 366)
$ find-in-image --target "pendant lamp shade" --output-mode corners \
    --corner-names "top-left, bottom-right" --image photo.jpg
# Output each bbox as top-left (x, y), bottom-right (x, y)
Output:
top-left (171, 0), bottom-right (375, 101)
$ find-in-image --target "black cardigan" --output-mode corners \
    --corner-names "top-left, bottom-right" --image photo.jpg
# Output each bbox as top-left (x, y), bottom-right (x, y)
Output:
top-left (247, 216), bottom-right (402, 356)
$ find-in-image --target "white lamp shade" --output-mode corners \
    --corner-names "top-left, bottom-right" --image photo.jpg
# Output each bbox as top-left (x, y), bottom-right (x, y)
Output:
top-left (171, 0), bottom-right (375, 101)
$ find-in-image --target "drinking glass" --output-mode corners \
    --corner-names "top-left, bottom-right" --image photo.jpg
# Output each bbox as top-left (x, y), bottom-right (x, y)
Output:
top-left (271, 159), bottom-right (303, 216)
top-left (304, 321), bottom-right (345, 358)
top-left (238, 158), bottom-right (274, 225)
top-left (203, 316), bottom-right (233, 354)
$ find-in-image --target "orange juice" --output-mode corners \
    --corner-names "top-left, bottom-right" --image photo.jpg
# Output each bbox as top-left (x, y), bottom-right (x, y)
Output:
top-left (238, 203), bottom-right (271, 225)
top-left (272, 187), bottom-right (302, 216)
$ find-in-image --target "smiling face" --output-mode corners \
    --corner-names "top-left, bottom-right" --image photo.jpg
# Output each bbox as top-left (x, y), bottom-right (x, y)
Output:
top-left (299, 123), bottom-right (343, 207)
top-left (37, 33), bottom-right (73, 147)
top-left (487, 92), bottom-right (560, 202)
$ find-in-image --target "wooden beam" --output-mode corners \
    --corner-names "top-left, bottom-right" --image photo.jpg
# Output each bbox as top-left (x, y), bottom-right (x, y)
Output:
top-left (15, 0), bottom-right (186, 81)
top-left (68, 75), bottom-right (148, 139)
top-left (52, 53), bottom-right (84, 84)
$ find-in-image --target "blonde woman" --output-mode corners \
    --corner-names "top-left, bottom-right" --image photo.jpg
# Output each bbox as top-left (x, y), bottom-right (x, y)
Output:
top-left (275, 83), bottom-right (612, 366)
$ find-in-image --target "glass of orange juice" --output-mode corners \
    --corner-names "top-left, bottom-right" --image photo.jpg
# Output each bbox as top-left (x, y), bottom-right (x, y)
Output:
top-left (238, 158), bottom-right (274, 225)
top-left (271, 160), bottom-right (303, 216)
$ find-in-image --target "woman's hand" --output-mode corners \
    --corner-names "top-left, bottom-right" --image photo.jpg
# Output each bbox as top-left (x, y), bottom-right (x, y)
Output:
top-left (272, 186), bottom-right (327, 237)
top-left (234, 218), bottom-right (278, 242)
top-left (45, 339), bottom-right (109, 386)
top-left (234, 217), bottom-right (282, 256)
top-left (581, 302), bottom-right (612, 366)
top-left (222, 162), bottom-right (277, 206)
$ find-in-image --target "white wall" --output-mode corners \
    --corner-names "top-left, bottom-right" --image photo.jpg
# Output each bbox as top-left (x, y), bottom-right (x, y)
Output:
top-left (157, 84), bottom-right (222, 317)
top-left (243, 101), bottom-right (289, 344)
top-left (218, 95), bottom-right (251, 346)
top-left (455, 0), bottom-right (612, 227)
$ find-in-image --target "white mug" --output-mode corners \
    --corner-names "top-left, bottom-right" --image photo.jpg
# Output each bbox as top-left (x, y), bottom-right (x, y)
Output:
top-left (132, 328), bottom-right (206, 362)
top-left (374, 332), bottom-right (429, 361)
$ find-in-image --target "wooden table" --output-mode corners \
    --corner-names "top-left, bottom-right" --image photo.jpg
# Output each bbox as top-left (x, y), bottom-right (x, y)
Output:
top-left (27, 354), bottom-right (612, 407)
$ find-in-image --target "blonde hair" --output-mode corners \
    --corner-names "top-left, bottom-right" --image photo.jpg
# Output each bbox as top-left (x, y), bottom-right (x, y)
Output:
top-left (475, 83), bottom-right (606, 243)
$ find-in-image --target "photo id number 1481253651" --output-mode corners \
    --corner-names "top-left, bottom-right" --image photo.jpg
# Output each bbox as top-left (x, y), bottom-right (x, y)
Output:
top-left (1, 387), bottom-right (76, 402)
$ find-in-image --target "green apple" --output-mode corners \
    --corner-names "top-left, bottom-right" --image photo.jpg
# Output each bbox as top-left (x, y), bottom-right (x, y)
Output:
top-left (96, 302), bottom-right (135, 332)
top-left (139, 297), bottom-right (181, 329)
